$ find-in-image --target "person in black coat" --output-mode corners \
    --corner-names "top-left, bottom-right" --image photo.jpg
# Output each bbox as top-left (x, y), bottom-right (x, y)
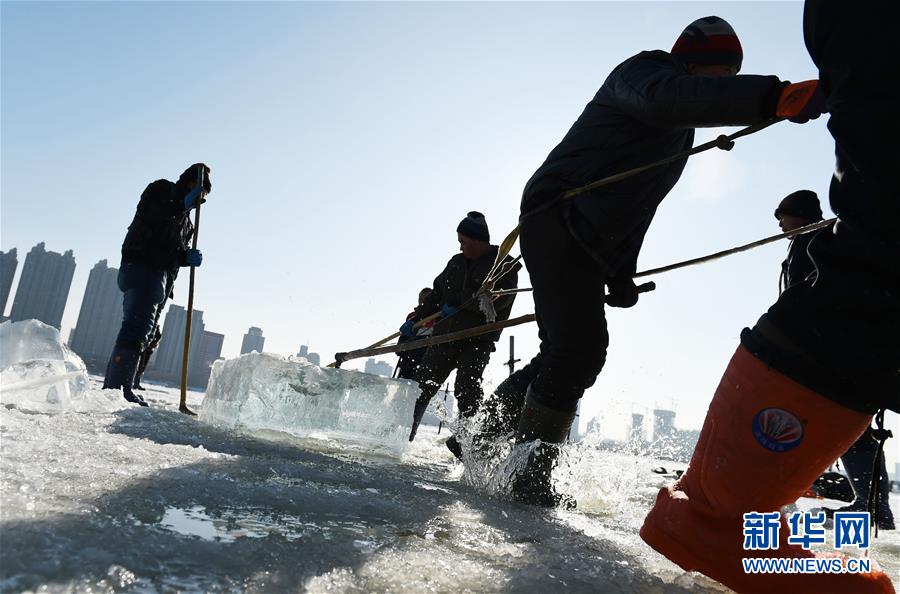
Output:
top-left (490, 16), bottom-right (824, 507)
top-left (774, 189), bottom-right (825, 292)
top-left (103, 163), bottom-right (211, 406)
top-left (395, 288), bottom-right (434, 380)
top-left (405, 212), bottom-right (518, 442)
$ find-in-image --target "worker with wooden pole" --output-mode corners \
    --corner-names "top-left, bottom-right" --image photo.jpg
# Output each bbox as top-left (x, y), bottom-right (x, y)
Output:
top-left (178, 165), bottom-right (210, 415)
top-left (405, 212), bottom-right (520, 444)
top-left (103, 163), bottom-right (211, 409)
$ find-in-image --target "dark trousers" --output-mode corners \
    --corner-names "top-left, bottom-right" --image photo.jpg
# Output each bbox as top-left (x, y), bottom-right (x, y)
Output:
top-left (413, 341), bottom-right (494, 418)
top-left (514, 206), bottom-right (609, 413)
top-left (396, 336), bottom-right (426, 380)
top-left (115, 262), bottom-right (172, 350)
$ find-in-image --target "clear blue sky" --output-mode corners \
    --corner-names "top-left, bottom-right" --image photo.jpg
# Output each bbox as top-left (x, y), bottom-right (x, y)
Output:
top-left (3, 1), bottom-right (896, 464)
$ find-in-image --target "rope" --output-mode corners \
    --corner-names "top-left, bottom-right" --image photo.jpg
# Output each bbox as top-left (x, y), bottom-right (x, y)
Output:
top-left (489, 218), bottom-right (835, 296)
top-left (633, 218), bottom-right (834, 279)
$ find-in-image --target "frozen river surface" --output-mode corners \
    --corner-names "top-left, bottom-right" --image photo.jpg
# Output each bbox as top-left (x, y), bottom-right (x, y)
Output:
top-left (2, 379), bottom-right (898, 593)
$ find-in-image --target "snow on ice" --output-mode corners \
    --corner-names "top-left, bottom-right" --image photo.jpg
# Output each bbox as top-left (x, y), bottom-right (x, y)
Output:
top-left (1, 322), bottom-right (898, 593)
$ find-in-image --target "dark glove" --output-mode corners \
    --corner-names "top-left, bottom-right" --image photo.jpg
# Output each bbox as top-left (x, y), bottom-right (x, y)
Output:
top-left (776, 80), bottom-right (826, 124)
top-left (183, 248), bottom-right (203, 267)
top-left (440, 303), bottom-right (458, 318)
top-left (399, 319), bottom-right (416, 338)
top-left (606, 277), bottom-right (639, 308)
top-left (183, 185), bottom-right (206, 210)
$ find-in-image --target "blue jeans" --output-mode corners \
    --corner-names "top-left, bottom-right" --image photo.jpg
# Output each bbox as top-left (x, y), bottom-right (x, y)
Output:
top-left (115, 262), bottom-right (172, 350)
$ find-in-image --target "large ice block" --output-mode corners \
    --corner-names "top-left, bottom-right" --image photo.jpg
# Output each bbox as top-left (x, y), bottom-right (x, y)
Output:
top-left (200, 352), bottom-right (420, 454)
top-left (0, 320), bottom-right (91, 411)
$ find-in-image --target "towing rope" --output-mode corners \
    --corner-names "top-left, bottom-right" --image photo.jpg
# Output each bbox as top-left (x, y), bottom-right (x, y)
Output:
top-left (489, 218), bottom-right (835, 297)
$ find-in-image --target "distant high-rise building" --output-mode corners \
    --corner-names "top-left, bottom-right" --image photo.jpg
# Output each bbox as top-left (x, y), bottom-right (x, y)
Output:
top-left (0, 248), bottom-right (18, 320)
top-left (629, 413), bottom-right (645, 443)
top-left (149, 305), bottom-right (204, 382)
top-left (189, 330), bottom-right (225, 388)
top-left (653, 408), bottom-right (677, 441)
top-left (297, 344), bottom-right (320, 366)
top-left (240, 326), bottom-right (265, 354)
top-left (9, 242), bottom-right (76, 329)
top-left (69, 260), bottom-right (123, 372)
top-left (364, 358), bottom-right (393, 377)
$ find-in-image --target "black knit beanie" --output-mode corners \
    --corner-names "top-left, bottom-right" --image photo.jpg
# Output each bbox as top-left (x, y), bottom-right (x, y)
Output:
top-left (457, 211), bottom-right (490, 242)
top-left (774, 190), bottom-right (823, 221)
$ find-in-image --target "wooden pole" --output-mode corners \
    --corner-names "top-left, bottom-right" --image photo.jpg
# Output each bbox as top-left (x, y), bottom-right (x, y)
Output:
top-left (179, 167), bottom-right (205, 416)
top-left (334, 314), bottom-right (536, 365)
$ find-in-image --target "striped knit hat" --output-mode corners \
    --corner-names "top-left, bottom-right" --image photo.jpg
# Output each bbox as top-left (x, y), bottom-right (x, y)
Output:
top-left (457, 211), bottom-right (490, 242)
top-left (671, 16), bottom-right (743, 72)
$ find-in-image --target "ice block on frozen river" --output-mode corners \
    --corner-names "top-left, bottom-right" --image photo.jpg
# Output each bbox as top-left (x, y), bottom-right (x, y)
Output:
top-left (200, 352), bottom-right (420, 453)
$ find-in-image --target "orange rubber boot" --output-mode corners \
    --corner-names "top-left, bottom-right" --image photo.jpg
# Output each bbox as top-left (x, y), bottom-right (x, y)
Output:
top-left (640, 346), bottom-right (895, 594)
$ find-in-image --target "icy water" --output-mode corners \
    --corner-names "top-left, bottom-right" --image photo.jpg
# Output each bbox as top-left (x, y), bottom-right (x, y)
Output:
top-left (2, 381), bottom-right (898, 593)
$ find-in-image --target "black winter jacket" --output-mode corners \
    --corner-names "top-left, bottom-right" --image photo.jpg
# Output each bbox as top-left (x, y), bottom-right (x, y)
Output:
top-left (121, 179), bottom-right (194, 273)
top-left (522, 50), bottom-right (783, 278)
top-left (803, 0), bottom-right (900, 253)
top-left (413, 246), bottom-right (518, 343)
top-left (779, 231), bottom-right (818, 293)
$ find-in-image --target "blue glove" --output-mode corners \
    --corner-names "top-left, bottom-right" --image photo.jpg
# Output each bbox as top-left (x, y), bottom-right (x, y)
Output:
top-left (183, 185), bottom-right (203, 210)
top-left (183, 249), bottom-right (203, 267)
top-left (399, 320), bottom-right (416, 338)
top-left (441, 303), bottom-right (458, 318)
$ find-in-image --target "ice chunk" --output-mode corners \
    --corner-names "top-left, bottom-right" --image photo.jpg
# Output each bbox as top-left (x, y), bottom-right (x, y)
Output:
top-left (0, 320), bottom-right (91, 411)
top-left (200, 352), bottom-right (420, 454)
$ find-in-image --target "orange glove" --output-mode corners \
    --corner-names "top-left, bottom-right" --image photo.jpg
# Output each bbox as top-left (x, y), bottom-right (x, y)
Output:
top-left (776, 80), bottom-right (826, 123)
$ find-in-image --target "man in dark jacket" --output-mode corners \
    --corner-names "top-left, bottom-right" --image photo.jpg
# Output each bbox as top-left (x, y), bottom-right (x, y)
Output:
top-left (775, 189), bottom-right (824, 292)
top-left (488, 16), bottom-right (822, 507)
top-left (103, 163), bottom-right (211, 406)
top-left (406, 212), bottom-right (518, 442)
top-left (641, 3), bottom-right (897, 592)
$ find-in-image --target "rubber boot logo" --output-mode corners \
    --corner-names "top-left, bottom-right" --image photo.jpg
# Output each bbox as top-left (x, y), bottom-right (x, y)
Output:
top-left (752, 408), bottom-right (804, 452)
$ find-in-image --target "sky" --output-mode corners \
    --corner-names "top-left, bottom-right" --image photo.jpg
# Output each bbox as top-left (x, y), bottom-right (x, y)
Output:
top-left (2, 1), bottom-right (897, 467)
